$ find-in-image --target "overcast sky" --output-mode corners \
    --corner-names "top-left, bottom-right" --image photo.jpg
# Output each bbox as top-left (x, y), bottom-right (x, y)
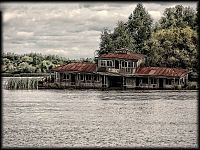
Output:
top-left (1, 2), bottom-right (198, 59)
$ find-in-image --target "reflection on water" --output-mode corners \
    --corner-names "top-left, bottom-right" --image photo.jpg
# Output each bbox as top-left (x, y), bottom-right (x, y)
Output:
top-left (2, 89), bottom-right (197, 148)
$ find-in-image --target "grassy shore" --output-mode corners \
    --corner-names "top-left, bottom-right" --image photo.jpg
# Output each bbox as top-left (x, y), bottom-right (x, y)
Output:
top-left (2, 72), bottom-right (50, 77)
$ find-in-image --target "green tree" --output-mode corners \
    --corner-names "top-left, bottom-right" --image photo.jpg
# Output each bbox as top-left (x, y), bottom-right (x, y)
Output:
top-left (18, 62), bottom-right (30, 73)
top-left (3, 58), bottom-right (11, 65)
top-left (21, 55), bottom-right (33, 63)
top-left (111, 21), bottom-right (135, 51)
top-left (127, 3), bottom-right (153, 52)
top-left (159, 5), bottom-right (197, 29)
top-left (144, 27), bottom-right (197, 70)
top-left (40, 60), bottom-right (54, 73)
top-left (98, 28), bottom-right (114, 55)
top-left (6, 63), bottom-right (16, 73)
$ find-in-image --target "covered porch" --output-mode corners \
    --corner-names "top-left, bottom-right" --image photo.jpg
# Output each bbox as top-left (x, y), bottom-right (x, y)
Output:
top-left (134, 76), bottom-right (188, 89)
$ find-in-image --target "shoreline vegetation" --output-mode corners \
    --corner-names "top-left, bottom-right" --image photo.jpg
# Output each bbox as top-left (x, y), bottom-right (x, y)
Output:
top-left (3, 77), bottom-right (198, 90)
top-left (2, 3), bottom-right (198, 90)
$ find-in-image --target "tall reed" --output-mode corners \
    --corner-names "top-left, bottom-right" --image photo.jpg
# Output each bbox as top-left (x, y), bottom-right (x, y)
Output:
top-left (5, 77), bottom-right (43, 90)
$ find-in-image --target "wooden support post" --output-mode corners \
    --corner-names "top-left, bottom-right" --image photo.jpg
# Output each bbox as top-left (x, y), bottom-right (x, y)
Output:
top-left (104, 75), bottom-right (106, 87)
top-left (173, 78), bottom-right (175, 86)
top-left (163, 78), bottom-right (166, 88)
top-left (65, 73), bottom-right (67, 87)
top-left (55, 72), bottom-right (57, 82)
top-left (49, 72), bottom-right (51, 82)
top-left (36, 79), bottom-right (38, 90)
top-left (123, 77), bottom-right (126, 89)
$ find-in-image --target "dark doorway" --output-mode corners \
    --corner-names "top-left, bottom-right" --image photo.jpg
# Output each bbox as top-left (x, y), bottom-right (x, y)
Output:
top-left (115, 60), bottom-right (119, 69)
top-left (159, 78), bottom-right (163, 88)
top-left (71, 74), bottom-right (76, 83)
top-left (108, 76), bottom-right (122, 87)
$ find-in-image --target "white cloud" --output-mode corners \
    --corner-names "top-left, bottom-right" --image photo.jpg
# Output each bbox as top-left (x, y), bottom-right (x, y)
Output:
top-left (148, 11), bottom-right (162, 21)
top-left (4, 12), bottom-right (17, 22)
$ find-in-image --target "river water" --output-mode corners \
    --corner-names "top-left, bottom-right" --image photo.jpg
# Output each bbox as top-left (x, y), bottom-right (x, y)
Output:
top-left (2, 88), bottom-right (198, 148)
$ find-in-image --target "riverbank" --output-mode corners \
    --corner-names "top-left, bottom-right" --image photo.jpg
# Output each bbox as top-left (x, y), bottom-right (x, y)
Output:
top-left (2, 73), bottom-right (50, 77)
top-left (40, 81), bottom-right (198, 90)
top-left (3, 77), bottom-right (198, 90)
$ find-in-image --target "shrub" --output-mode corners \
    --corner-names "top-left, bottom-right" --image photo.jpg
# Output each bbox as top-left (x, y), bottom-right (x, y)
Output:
top-left (174, 85), bottom-right (182, 90)
top-left (186, 81), bottom-right (198, 90)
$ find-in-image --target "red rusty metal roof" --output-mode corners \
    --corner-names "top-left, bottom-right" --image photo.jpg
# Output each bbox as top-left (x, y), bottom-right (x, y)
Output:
top-left (51, 64), bottom-right (67, 72)
top-left (52, 62), bottom-right (96, 73)
top-left (135, 67), bottom-right (189, 77)
top-left (98, 53), bottom-right (145, 61)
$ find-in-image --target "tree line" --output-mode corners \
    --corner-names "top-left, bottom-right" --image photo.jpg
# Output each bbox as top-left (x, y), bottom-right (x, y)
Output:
top-left (2, 52), bottom-right (93, 75)
top-left (97, 4), bottom-right (198, 73)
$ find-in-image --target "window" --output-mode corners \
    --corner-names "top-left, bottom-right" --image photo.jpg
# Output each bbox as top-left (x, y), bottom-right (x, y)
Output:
top-left (181, 78), bottom-right (184, 84)
top-left (80, 74), bottom-right (84, 81)
top-left (107, 60), bottom-right (112, 67)
top-left (134, 62), bottom-right (137, 68)
top-left (94, 75), bottom-right (99, 81)
top-left (151, 78), bottom-right (157, 84)
top-left (122, 61), bottom-right (127, 68)
top-left (60, 73), bottom-right (65, 81)
top-left (101, 60), bottom-right (106, 67)
top-left (86, 74), bottom-right (91, 80)
top-left (63, 73), bottom-right (66, 80)
top-left (128, 61), bottom-right (133, 67)
top-left (166, 79), bottom-right (172, 85)
top-left (142, 78), bottom-right (148, 84)
top-left (66, 74), bottom-right (70, 80)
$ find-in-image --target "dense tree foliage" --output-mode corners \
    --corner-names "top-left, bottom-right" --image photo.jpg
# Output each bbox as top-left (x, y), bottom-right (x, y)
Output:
top-left (98, 21), bottom-right (135, 54)
top-left (144, 27), bottom-right (197, 70)
top-left (2, 53), bottom-right (93, 75)
top-left (159, 5), bottom-right (197, 30)
top-left (98, 3), bottom-right (198, 72)
top-left (112, 21), bottom-right (135, 52)
top-left (98, 28), bottom-right (114, 55)
top-left (98, 3), bottom-right (152, 55)
top-left (127, 3), bottom-right (153, 52)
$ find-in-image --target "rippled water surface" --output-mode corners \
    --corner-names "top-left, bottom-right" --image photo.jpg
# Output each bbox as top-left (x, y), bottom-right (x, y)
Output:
top-left (2, 88), bottom-right (198, 148)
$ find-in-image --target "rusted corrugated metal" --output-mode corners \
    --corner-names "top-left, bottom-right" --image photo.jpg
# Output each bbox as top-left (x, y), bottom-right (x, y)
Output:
top-left (98, 53), bottom-right (145, 61)
top-left (52, 62), bottom-right (96, 73)
top-left (51, 64), bottom-right (67, 72)
top-left (135, 67), bottom-right (189, 77)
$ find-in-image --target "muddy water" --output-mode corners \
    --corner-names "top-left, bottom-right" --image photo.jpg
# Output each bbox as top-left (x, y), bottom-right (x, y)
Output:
top-left (2, 89), bottom-right (197, 148)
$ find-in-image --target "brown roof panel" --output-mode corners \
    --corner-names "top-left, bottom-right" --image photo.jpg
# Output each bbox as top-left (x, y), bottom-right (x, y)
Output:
top-left (51, 64), bottom-right (67, 71)
top-left (98, 53), bottom-right (145, 61)
top-left (52, 62), bottom-right (96, 73)
top-left (135, 67), bottom-right (189, 77)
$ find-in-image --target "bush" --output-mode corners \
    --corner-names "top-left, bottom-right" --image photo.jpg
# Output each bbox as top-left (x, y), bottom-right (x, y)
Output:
top-left (174, 85), bottom-right (182, 90)
top-left (186, 81), bottom-right (198, 90)
top-left (188, 72), bottom-right (198, 82)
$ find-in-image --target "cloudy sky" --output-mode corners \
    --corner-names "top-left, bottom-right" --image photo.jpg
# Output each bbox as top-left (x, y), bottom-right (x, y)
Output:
top-left (1, 2), bottom-right (198, 59)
